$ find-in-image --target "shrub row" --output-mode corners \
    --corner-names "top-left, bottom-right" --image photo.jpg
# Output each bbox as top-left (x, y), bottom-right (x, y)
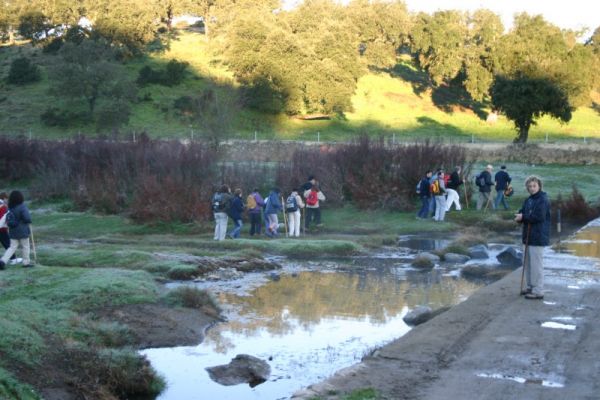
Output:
top-left (0, 135), bottom-right (470, 221)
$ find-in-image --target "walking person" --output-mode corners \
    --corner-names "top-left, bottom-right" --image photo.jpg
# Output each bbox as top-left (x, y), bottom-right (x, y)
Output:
top-left (0, 190), bottom-right (33, 269)
top-left (476, 165), bottom-right (495, 210)
top-left (264, 188), bottom-right (282, 237)
top-left (416, 170), bottom-right (432, 219)
top-left (494, 165), bottom-right (512, 210)
top-left (212, 185), bottom-right (232, 241)
top-left (0, 192), bottom-right (18, 264)
top-left (515, 176), bottom-right (550, 300)
top-left (445, 166), bottom-right (463, 211)
top-left (304, 183), bottom-right (326, 231)
top-left (227, 188), bottom-right (245, 239)
top-left (247, 188), bottom-right (264, 236)
top-left (286, 188), bottom-right (304, 237)
top-left (433, 170), bottom-right (447, 222)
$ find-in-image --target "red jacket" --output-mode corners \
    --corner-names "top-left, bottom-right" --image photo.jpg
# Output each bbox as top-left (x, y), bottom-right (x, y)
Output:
top-left (0, 204), bottom-right (8, 233)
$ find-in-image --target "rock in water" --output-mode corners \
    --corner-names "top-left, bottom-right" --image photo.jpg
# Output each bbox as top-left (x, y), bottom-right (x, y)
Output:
top-left (443, 253), bottom-right (471, 263)
top-left (496, 247), bottom-right (523, 268)
top-left (206, 354), bottom-right (271, 387)
top-left (403, 306), bottom-right (432, 326)
top-left (468, 244), bottom-right (489, 259)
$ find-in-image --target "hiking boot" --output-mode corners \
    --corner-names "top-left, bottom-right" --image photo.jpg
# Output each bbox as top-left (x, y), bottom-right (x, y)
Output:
top-left (524, 292), bottom-right (544, 300)
top-left (520, 288), bottom-right (532, 296)
top-left (22, 263), bottom-right (35, 268)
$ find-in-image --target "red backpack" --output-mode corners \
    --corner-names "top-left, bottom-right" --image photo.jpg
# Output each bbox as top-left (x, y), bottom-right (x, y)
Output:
top-left (306, 190), bottom-right (318, 206)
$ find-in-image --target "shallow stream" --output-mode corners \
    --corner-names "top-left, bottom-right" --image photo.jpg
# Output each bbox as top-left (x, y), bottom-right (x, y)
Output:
top-left (140, 226), bottom-right (600, 400)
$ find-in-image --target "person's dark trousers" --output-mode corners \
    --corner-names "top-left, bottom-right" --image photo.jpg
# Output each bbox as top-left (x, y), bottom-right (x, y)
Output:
top-left (306, 207), bottom-right (321, 229)
top-left (0, 231), bottom-right (15, 260)
top-left (417, 196), bottom-right (429, 218)
top-left (249, 213), bottom-right (262, 235)
top-left (429, 196), bottom-right (436, 217)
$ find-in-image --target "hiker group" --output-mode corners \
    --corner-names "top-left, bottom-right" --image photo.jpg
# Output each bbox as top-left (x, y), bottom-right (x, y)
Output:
top-left (212, 176), bottom-right (325, 240)
top-left (0, 190), bottom-right (34, 270)
top-left (417, 164), bottom-right (513, 222)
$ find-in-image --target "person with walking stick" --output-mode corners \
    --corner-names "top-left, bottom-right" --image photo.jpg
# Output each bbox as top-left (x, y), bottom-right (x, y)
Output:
top-left (515, 176), bottom-right (550, 300)
top-left (0, 190), bottom-right (34, 269)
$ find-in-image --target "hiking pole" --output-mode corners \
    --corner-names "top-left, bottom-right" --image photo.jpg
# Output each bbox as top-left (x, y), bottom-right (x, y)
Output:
top-left (484, 194), bottom-right (491, 212)
top-left (520, 223), bottom-right (531, 295)
top-left (557, 209), bottom-right (562, 252)
top-left (463, 181), bottom-right (469, 209)
top-left (30, 225), bottom-right (37, 263)
top-left (281, 197), bottom-right (289, 238)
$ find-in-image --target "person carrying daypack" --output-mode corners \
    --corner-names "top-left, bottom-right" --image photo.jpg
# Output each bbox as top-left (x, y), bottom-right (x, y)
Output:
top-left (286, 189), bottom-right (305, 237)
top-left (476, 165), bottom-right (495, 211)
top-left (416, 170), bottom-right (433, 219)
top-left (264, 188), bottom-right (282, 237)
top-left (247, 189), bottom-right (264, 236)
top-left (303, 183), bottom-right (325, 231)
top-left (0, 190), bottom-right (33, 269)
top-left (433, 170), bottom-right (447, 222)
top-left (212, 185), bottom-right (232, 241)
top-left (0, 192), bottom-right (17, 265)
top-left (494, 165), bottom-right (512, 210)
top-left (227, 188), bottom-right (245, 239)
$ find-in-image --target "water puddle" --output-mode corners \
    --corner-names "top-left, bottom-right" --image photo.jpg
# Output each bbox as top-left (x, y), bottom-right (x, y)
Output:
top-left (541, 321), bottom-right (577, 330)
top-left (143, 264), bottom-right (482, 400)
top-left (476, 372), bottom-right (565, 388)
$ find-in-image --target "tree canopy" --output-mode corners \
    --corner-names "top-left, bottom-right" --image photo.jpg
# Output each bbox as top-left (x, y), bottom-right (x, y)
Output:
top-left (491, 76), bottom-right (573, 143)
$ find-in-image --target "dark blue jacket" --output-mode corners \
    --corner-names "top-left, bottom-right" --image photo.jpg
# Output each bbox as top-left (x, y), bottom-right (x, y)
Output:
top-left (228, 196), bottom-right (245, 220)
top-left (495, 170), bottom-right (512, 191)
top-left (447, 171), bottom-right (463, 190)
top-left (418, 177), bottom-right (431, 198)
top-left (265, 191), bottom-right (282, 215)
top-left (8, 203), bottom-right (32, 240)
top-left (519, 191), bottom-right (550, 246)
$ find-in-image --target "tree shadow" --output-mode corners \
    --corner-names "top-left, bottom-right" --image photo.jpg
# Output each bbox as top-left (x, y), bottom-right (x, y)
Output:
top-left (592, 102), bottom-right (600, 116)
top-left (371, 61), bottom-right (431, 96)
top-left (431, 82), bottom-right (488, 121)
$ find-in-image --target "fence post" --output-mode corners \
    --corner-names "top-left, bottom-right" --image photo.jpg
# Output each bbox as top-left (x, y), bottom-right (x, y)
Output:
top-left (317, 131), bottom-right (320, 143)
top-left (254, 130), bottom-right (257, 141)
top-left (471, 134), bottom-right (474, 144)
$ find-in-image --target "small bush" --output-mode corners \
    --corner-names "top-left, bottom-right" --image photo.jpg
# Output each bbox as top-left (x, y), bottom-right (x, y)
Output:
top-left (555, 186), bottom-right (600, 224)
top-left (7, 57), bottom-right (41, 85)
top-left (173, 95), bottom-right (195, 115)
top-left (136, 65), bottom-right (163, 85)
top-left (411, 255), bottom-right (434, 269)
top-left (442, 243), bottom-right (469, 256)
top-left (40, 107), bottom-right (85, 127)
top-left (42, 37), bottom-right (63, 54)
top-left (164, 287), bottom-right (221, 313)
top-left (166, 265), bottom-right (198, 280)
top-left (136, 59), bottom-right (188, 86)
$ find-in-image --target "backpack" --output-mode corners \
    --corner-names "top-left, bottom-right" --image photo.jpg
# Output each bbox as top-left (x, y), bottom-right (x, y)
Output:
top-left (306, 190), bottom-right (318, 206)
top-left (211, 193), bottom-right (227, 212)
top-left (246, 194), bottom-right (257, 210)
top-left (285, 195), bottom-right (298, 212)
top-left (504, 184), bottom-right (514, 197)
top-left (416, 181), bottom-right (421, 194)
top-left (430, 180), bottom-right (441, 196)
top-left (6, 211), bottom-right (18, 228)
top-left (475, 173), bottom-right (485, 187)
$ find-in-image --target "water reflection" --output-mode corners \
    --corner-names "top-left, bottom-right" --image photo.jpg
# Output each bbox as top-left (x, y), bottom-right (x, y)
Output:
top-left (143, 266), bottom-right (482, 400)
top-left (564, 226), bottom-right (600, 259)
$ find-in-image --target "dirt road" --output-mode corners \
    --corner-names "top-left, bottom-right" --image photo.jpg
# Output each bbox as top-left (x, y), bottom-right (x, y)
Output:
top-left (294, 266), bottom-right (600, 399)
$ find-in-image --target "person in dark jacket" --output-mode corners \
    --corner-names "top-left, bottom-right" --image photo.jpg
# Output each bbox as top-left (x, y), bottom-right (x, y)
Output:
top-left (476, 164), bottom-right (495, 210)
top-left (212, 185), bottom-right (232, 241)
top-left (416, 170), bottom-right (433, 219)
top-left (227, 188), bottom-right (245, 239)
top-left (0, 190), bottom-right (33, 269)
top-left (247, 188), bottom-right (264, 236)
top-left (264, 188), bottom-right (282, 237)
top-left (0, 192), bottom-right (17, 264)
top-left (445, 166), bottom-right (463, 211)
top-left (494, 165), bottom-right (512, 210)
top-left (515, 175), bottom-right (550, 300)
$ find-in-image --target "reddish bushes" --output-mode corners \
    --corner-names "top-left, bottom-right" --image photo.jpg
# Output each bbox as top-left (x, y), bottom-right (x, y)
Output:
top-left (277, 136), bottom-right (469, 210)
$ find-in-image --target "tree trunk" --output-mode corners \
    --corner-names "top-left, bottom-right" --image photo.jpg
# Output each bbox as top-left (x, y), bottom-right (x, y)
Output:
top-left (515, 122), bottom-right (530, 144)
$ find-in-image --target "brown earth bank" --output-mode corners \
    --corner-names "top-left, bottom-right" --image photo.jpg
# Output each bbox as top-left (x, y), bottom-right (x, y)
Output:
top-left (14, 304), bottom-right (219, 400)
top-left (219, 141), bottom-right (600, 165)
top-left (293, 269), bottom-right (600, 400)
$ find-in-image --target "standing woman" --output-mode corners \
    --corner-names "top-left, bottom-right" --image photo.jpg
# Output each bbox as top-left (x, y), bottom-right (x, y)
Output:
top-left (264, 188), bottom-right (282, 237)
top-left (0, 190), bottom-right (33, 269)
top-left (515, 176), bottom-right (550, 300)
top-left (0, 192), bottom-right (18, 264)
top-left (286, 188), bottom-right (304, 237)
top-left (212, 185), bottom-right (232, 241)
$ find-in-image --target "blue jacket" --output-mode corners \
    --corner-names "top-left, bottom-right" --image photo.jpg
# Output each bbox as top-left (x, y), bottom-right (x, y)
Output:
top-left (264, 191), bottom-right (282, 215)
top-left (228, 196), bottom-right (245, 220)
top-left (8, 203), bottom-right (32, 240)
top-left (519, 191), bottom-right (550, 246)
top-left (418, 176), bottom-right (431, 198)
top-left (495, 170), bottom-right (512, 191)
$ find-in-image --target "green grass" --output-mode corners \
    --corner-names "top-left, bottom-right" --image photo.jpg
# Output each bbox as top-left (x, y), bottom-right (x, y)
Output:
top-left (0, 367), bottom-right (40, 400)
top-left (2, 31), bottom-right (600, 142)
